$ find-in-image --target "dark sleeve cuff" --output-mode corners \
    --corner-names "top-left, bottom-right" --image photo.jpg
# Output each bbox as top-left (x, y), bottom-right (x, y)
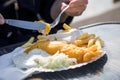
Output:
top-left (39, 0), bottom-right (54, 23)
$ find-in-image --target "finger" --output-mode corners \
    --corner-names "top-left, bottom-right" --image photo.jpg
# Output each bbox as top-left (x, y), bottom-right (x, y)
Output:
top-left (69, 0), bottom-right (87, 8)
top-left (66, 4), bottom-right (86, 16)
top-left (61, 2), bottom-right (68, 10)
top-left (0, 13), bottom-right (5, 25)
top-left (70, 0), bottom-right (88, 5)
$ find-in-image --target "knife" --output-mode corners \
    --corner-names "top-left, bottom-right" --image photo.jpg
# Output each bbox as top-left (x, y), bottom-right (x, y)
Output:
top-left (5, 19), bottom-right (46, 30)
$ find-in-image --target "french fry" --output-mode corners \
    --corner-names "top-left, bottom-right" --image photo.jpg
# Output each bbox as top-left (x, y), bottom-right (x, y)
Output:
top-left (95, 39), bottom-right (102, 51)
top-left (96, 37), bottom-right (104, 47)
top-left (37, 35), bottom-right (48, 41)
top-left (88, 34), bottom-right (95, 40)
top-left (95, 50), bottom-right (102, 56)
top-left (63, 23), bottom-right (71, 31)
top-left (21, 37), bottom-right (34, 48)
top-left (44, 23), bottom-right (51, 35)
top-left (88, 45), bottom-right (97, 52)
top-left (87, 39), bottom-right (96, 47)
top-left (74, 39), bottom-right (89, 47)
top-left (24, 42), bottom-right (38, 53)
top-left (36, 20), bottom-right (51, 35)
top-left (83, 52), bottom-right (94, 62)
top-left (37, 20), bottom-right (46, 23)
top-left (76, 32), bottom-right (89, 40)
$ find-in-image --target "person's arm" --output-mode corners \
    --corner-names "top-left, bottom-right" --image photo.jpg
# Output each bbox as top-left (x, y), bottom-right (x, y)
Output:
top-left (50, 0), bottom-right (88, 23)
top-left (0, 13), bottom-right (5, 25)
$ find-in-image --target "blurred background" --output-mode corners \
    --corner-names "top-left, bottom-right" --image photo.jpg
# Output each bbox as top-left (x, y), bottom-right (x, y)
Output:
top-left (70, 0), bottom-right (120, 28)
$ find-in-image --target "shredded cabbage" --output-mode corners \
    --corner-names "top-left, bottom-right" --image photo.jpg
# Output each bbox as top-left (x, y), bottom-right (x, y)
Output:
top-left (33, 52), bottom-right (77, 69)
top-left (13, 49), bottom-right (77, 69)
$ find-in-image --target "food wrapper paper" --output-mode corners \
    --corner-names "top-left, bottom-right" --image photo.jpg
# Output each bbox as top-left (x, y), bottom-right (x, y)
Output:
top-left (0, 29), bottom-right (106, 80)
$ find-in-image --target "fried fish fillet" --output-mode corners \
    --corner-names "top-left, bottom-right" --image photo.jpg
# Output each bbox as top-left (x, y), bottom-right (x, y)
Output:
top-left (24, 41), bottom-right (67, 55)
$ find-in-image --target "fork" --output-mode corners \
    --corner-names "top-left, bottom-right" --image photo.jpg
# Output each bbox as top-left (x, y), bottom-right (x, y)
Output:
top-left (50, 5), bottom-right (69, 28)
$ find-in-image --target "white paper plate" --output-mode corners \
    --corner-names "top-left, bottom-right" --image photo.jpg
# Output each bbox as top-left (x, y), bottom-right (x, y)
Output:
top-left (12, 47), bottom-right (106, 73)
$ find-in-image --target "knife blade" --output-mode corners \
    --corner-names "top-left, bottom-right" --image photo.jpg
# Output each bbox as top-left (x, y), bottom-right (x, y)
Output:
top-left (5, 19), bottom-right (46, 30)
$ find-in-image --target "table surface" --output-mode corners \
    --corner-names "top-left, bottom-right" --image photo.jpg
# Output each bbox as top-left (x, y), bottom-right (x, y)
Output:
top-left (0, 22), bottom-right (120, 80)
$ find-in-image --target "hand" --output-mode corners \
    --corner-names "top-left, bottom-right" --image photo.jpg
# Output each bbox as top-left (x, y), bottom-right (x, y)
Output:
top-left (0, 13), bottom-right (5, 25)
top-left (61, 0), bottom-right (88, 16)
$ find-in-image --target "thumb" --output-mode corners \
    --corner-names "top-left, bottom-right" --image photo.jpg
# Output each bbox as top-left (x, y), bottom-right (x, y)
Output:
top-left (61, 2), bottom-right (68, 10)
top-left (0, 14), bottom-right (5, 25)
